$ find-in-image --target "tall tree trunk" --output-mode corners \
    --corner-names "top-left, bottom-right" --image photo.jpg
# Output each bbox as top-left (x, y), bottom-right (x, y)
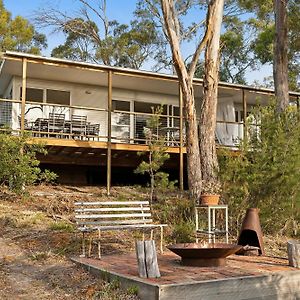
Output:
top-left (160, 0), bottom-right (210, 200)
top-left (160, 0), bottom-right (220, 200)
top-left (180, 80), bottom-right (202, 200)
top-left (199, 0), bottom-right (224, 182)
top-left (273, 0), bottom-right (289, 113)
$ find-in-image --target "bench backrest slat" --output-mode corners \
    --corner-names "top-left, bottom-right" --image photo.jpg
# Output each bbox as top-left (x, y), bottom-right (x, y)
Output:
top-left (74, 201), bottom-right (149, 206)
top-left (75, 207), bottom-right (150, 213)
top-left (75, 200), bottom-right (153, 229)
top-left (76, 213), bottom-right (152, 219)
top-left (77, 219), bottom-right (153, 226)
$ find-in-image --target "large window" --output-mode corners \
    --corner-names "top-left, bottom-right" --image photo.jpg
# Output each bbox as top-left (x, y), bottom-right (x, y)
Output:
top-left (46, 89), bottom-right (70, 105)
top-left (168, 105), bottom-right (180, 127)
top-left (112, 100), bottom-right (130, 111)
top-left (134, 102), bottom-right (167, 114)
top-left (20, 87), bottom-right (43, 103)
top-left (112, 100), bottom-right (131, 142)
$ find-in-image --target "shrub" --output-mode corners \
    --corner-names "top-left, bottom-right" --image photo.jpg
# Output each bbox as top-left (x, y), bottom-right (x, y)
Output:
top-left (153, 197), bottom-right (195, 243)
top-left (0, 132), bottom-right (57, 194)
top-left (219, 104), bottom-right (300, 236)
top-left (135, 106), bottom-right (173, 203)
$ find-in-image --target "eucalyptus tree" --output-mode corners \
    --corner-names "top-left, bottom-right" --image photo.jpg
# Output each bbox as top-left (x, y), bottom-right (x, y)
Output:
top-left (158, 0), bottom-right (224, 199)
top-left (0, 0), bottom-right (46, 54)
top-left (34, 0), bottom-right (160, 69)
top-left (238, 0), bottom-right (300, 92)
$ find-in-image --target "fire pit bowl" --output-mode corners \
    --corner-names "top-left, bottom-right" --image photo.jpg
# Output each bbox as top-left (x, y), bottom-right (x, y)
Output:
top-left (168, 243), bottom-right (242, 267)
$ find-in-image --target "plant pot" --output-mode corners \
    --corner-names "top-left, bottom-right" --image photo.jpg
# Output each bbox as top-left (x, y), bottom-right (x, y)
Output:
top-left (200, 194), bottom-right (220, 206)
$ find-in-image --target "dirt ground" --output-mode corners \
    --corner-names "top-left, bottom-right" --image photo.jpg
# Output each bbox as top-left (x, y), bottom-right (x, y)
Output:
top-left (0, 185), bottom-right (141, 300)
top-left (0, 185), bottom-right (292, 299)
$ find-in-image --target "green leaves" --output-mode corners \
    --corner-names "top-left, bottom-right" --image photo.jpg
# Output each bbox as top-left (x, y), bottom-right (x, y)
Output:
top-left (0, 132), bottom-right (57, 194)
top-left (0, 0), bottom-right (46, 53)
top-left (220, 104), bottom-right (300, 234)
top-left (135, 106), bottom-right (172, 201)
top-left (49, 4), bottom-right (161, 69)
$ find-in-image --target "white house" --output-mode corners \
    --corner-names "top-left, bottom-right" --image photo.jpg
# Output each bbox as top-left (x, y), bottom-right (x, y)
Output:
top-left (0, 51), bottom-right (299, 187)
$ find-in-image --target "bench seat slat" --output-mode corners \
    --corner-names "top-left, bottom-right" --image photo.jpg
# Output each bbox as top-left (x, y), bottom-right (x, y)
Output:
top-left (75, 207), bottom-right (150, 213)
top-left (77, 219), bottom-right (153, 226)
top-left (75, 201), bottom-right (150, 206)
top-left (78, 223), bottom-right (168, 232)
top-left (76, 213), bottom-right (152, 219)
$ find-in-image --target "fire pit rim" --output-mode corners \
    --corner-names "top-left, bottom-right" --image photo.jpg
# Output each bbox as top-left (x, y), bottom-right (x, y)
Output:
top-left (167, 242), bottom-right (243, 260)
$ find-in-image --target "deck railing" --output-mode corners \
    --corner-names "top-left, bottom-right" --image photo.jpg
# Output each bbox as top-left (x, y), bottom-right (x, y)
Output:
top-left (0, 98), bottom-right (252, 147)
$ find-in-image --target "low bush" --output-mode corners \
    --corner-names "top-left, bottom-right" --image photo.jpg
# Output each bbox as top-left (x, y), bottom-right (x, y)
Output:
top-left (219, 104), bottom-right (300, 236)
top-left (0, 132), bottom-right (57, 194)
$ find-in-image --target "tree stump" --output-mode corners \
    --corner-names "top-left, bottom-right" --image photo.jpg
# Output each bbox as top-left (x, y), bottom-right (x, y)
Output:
top-left (287, 240), bottom-right (300, 268)
top-left (135, 240), bottom-right (160, 278)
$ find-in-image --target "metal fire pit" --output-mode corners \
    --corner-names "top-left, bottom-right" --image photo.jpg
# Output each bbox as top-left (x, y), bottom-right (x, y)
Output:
top-left (168, 243), bottom-right (242, 267)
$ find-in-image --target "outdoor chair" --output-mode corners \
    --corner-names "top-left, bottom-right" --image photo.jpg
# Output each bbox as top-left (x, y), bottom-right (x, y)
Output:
top-left (18, 116), bottom-right (34, 131)
top-left (48, 113), bottom-right (65, 137)
top-left (87, 123), bottom-right (100, 140)
top-left (70, 114), bottom-right (87, 138)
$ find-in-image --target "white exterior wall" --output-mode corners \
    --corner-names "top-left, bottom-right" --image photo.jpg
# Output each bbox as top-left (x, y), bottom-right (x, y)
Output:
top-left (12, 77), bottom-right (181, 139)
top-left (11, 76), bottom-right (238, 144)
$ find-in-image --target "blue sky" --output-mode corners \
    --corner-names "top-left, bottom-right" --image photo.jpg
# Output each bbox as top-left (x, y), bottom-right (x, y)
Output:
top-left (3, 0), bottom-right (272, 84)
top-left (4, 0), bottom-right (139, 55)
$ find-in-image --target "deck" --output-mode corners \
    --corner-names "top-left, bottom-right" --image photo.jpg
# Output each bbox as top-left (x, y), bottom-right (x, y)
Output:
top-left (72, 252), bottom-right (300, 300)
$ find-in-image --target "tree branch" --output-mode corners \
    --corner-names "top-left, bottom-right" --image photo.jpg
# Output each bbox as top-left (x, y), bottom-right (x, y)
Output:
top-left (188, 0), bottom-right (215, 79)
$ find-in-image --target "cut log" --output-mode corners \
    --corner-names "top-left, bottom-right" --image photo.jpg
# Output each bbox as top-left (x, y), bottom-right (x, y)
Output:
top-left (135, 241), bottom-right (147, 278)
top-left (287, 240), bottom-right (300, 268)
top-left (144, 240), bottom-right (160, 278)
top-left (135, 240), bottom-right (160, 278)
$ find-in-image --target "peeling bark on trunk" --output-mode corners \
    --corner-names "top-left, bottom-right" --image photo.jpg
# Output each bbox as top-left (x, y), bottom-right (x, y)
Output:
top-left (274, 0), bottom-right (289, 113)
top-left (160, 0), bottom-right (223, 200)
top-left (160, 0), bottom-right (209, 200)
top-left (172, 66), bottom-right (202, 200)
top-left (180, 80), bottom-right (202, 199)
top-left (199, 0), bottom-right (224, 182)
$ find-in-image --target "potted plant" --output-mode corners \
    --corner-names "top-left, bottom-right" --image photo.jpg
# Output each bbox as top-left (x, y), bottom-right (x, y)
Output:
top-left (199, 181), bottom-right (222, 206)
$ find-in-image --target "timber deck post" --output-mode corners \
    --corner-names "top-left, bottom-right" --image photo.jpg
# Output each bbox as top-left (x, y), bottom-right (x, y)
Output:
top-left (21, 58), bottom-right (27, 133)
top-left (107, 70), bottom-right (112, 195)
top-left (242, 89), bottom-right (247, 141)
top-left (179, 84), bottom-right (184, 191)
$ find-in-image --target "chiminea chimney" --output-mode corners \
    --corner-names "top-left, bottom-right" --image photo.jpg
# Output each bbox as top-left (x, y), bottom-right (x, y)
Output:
top-left (237, 208), bottom-right (265, 255)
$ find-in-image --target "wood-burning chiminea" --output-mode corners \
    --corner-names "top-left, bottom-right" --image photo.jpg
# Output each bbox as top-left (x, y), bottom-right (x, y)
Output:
top-left (237, 208), bottom-right (265, 255)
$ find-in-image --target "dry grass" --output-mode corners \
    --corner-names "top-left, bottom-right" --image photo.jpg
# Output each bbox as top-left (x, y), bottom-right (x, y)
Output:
top-left (0, 184), bottom-right (294, 299)
top-left (0, 185), bottom-right (141, 300)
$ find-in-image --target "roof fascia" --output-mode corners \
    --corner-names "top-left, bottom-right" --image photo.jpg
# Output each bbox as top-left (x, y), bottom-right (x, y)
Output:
top-left (3, 51), bottom-right (300, 97)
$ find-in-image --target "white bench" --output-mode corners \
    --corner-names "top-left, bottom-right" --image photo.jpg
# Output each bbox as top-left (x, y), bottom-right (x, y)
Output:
top-left (74, 200), bottom-right (167, 258)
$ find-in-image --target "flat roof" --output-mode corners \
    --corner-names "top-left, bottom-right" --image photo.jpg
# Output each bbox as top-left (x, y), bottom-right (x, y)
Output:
top-left (1, 51), bottom-right (299, 98)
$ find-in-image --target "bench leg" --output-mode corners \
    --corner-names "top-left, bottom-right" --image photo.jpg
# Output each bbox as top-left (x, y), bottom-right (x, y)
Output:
top-left (81, 232), bottom-right (86, 257)
top-left (98, 229), bottom-right (101, 259)
top-left (160, 227), bottom-right (164, 254)
top-left (88, 235), bottom-right (92, 257)
top-left (150, 229), bottom-right (154, 240)
top-left (142, 232), bottom-right (145, 241)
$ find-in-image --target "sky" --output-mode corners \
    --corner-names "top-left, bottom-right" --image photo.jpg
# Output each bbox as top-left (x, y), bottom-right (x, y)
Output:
top-left (3, 0), bottom-right (272, 84)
